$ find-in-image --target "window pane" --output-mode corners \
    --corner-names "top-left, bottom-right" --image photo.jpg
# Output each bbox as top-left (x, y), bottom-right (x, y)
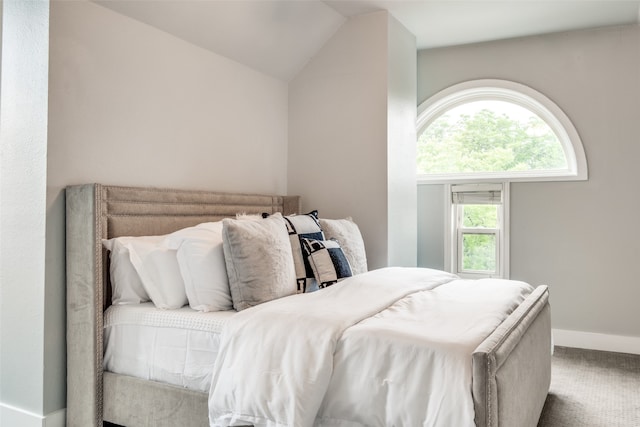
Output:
top-left (462, 205), bottom-right (498, 228)
top-left (418, 100), bottom-right (568, 174)
top-left (462, 233), bottom-right (496, 272)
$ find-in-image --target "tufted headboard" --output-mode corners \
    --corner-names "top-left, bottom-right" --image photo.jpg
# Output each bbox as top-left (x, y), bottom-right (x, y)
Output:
top-left (65, 183), bottom-right (300, 426)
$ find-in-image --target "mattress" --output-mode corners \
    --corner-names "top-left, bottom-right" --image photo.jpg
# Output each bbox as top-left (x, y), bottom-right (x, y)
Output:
top-left (103, 303), bottom-right (236, 393)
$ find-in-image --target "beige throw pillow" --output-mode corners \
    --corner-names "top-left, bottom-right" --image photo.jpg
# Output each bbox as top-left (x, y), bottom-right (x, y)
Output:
top-left (222, 213), bottom-right (297, 311)
top-left (319, 217), bottom-right (368, 275)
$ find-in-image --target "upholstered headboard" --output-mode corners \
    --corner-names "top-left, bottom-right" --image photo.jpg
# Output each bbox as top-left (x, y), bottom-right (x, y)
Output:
top-left (65, 183), bottom-right (300, 426)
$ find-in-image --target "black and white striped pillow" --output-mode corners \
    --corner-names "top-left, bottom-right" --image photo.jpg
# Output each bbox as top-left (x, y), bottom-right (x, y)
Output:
top-left (301, 238), bottom-right (352, 288)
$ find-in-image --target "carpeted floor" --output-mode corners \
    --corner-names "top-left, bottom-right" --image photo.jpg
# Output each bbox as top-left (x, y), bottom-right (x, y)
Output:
top-left (537, 346), bottom-right (640, 427)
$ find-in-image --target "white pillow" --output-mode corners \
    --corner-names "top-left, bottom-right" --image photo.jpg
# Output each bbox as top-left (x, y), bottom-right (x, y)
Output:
top-left (165, 221), bottom-right (232, 312)
top-left (102, 236), bottom-right (162, 305)
top-left (163, 222), bottom-right (222, 249)
top-left (319, 217), bottom-right (368, 275)
top-left (103, 223), bottom-right (225, 310)
top-left (176, 237), bottom-right (232, 312)
top-left (126, 238), bottom-right (187, 310)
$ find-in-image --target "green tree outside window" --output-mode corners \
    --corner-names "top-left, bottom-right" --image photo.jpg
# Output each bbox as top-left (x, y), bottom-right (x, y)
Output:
top-left (418, 104), bottom-right (566, 175)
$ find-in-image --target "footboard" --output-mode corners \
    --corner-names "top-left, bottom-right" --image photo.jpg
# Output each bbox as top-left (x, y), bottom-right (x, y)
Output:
top-left (472, 285), bottom-right (551, 427)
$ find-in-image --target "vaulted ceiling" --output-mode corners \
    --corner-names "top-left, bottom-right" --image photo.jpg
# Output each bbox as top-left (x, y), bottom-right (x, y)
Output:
top-left (95, 0), bottom-right (640, 81)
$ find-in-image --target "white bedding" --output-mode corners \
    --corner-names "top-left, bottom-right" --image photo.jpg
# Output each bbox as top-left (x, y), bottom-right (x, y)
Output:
top-left (208, 267), bottom-right (533, 427)
top-left (103, 303), bottom-right (236, 392)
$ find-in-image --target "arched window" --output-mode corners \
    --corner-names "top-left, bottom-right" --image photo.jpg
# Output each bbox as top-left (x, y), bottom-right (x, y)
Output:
top-left (417, 79), bottom-right (587, 183)
top-left (417, 80), bottom-right (587, 279)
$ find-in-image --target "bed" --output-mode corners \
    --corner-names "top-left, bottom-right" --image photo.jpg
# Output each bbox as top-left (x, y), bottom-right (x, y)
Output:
top-left (65, 183), bottom-right (551, 427)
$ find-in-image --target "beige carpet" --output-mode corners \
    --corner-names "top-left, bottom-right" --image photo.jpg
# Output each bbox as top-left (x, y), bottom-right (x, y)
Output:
top-left (537, 346), bottom-right (640, 427)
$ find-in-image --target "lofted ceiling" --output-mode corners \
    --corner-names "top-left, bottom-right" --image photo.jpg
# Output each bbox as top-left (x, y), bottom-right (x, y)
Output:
top-left (95, 0), bottom-right (640, 81)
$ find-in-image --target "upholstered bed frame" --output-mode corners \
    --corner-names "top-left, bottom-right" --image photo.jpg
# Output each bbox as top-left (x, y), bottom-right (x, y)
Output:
top-left (66, 183), bottom-right (551, 427)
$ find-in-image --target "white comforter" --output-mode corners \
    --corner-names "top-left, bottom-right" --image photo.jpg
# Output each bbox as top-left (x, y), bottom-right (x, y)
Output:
top-left (208, 267), bottom-right (533, 427)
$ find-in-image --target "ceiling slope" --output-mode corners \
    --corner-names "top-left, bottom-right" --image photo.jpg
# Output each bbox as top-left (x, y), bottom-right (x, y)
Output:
top-left (94, 0), bottom-right (640, 81)
top-left (95, 0), bottom-right (346, 81)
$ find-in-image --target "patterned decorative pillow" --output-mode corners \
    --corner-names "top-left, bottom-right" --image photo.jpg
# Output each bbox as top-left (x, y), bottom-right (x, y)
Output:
top-left (319, 217), bottom-right (368, 275)
top-left (301, 238), bottom-right (352, 288)
top-left (280, 211), bottom-right (325, 293)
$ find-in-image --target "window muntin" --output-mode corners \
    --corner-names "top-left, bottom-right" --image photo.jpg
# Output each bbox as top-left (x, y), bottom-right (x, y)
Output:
top-left (417, 79), bottom-right (587, 183)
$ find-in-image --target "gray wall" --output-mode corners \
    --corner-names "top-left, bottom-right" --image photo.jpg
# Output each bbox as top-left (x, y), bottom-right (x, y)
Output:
top-left (417, 184), bottom-right (445, 270)
top-left (289, 11), bottom-right (417, 269)
top-left (387, 15), bottom-right (418, 266)
top-left (417, 25), bottom-right (640, 337)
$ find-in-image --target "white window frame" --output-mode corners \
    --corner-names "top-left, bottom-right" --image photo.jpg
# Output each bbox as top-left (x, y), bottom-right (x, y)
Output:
top-left (444, 183), bottom-right (510, 279)
top-left (417, 79), bottom-right (588, 184)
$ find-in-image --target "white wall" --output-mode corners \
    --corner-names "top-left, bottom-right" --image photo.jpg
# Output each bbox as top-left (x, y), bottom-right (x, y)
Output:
top-left (0, 1), bottom-right (51, 425)
top-left (44, 0), bottom-right (289, 418)
top-left (417, 25), bottom-right (640, 342)
top-left (48, 1), bottom-right (288, 196)
top-left (288, 11), bottom-right (417, 269)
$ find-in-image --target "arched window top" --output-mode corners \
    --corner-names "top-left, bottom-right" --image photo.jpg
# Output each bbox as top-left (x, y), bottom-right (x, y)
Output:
top-left (417, 79), bottom-right (587, 183)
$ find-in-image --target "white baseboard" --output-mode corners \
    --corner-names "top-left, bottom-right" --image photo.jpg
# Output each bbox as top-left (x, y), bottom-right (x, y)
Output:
top-left (0, 404), bottom-right (65, 427)
top-left (44, 409), bottom-right (66, 427)
top-left (553, 329), bottom-right (640, 355)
